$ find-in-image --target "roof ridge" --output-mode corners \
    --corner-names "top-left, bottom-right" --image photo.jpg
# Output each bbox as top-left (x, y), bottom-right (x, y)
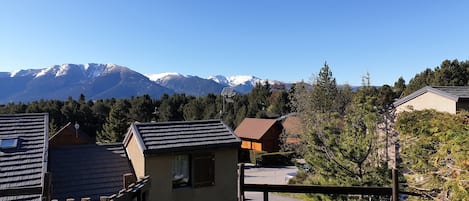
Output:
top-left (135, 119), bottom-right (221, 125)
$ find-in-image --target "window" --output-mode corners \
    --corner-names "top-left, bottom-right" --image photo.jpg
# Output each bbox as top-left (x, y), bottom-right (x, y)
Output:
top-left (193, 153), bottom-right (215, 187)
top-left (172, 153), bottom-right (215, 188)
top-left (172, 155), bottom-right (190, 188)
top-left (0, 138), bottom-right (18, 149)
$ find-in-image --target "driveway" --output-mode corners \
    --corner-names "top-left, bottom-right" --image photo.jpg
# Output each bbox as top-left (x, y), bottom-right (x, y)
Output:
top-left (243, 165), bottom-right (301, 201)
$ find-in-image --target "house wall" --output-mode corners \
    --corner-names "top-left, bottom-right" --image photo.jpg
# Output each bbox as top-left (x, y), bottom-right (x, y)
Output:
top-left (260, 123), bottom-right (282, 152)
top-left (396, 91), bottom-right (456, 114)
top-left (125, 134), bottom-right (145, 179)
top-left (145, 148), bottom-right (238, 201)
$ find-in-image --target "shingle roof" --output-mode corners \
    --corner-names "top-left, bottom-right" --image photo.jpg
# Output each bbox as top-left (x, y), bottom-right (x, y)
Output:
top-left (127, 119), bottom-right (241, 154)
top-left (282, 116), bottom-right (303, 135)
top-left (0, 194), bottom-right (42, 201)
top-left (49, 143), bottom-right (134, 201)
top-left (234, 118), bottom-right (278, 140)
top-left (433, 86), bottom-right (469, 98)
top-left (0, 113), bottom-right (48, 201)
top-left (393, 86), bottom-right (469, 107)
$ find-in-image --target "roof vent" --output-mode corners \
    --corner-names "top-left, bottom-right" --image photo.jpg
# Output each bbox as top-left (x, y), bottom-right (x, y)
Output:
top-left (0, 138), bottom-right (19, 149)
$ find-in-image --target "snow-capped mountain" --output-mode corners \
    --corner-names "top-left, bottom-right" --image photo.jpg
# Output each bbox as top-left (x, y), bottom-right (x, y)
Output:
top-left (146, 72), bottom-right (183, 82)
top-left (208, 75), bottom-right (278, 94)
top-left (146, 73), bottom-right (226, 96)
top-left (0, 63), bottom-right (173, 103)
top-left (0, 63), bottom-right (288, 103)
top-left (208, 75), bottom-right (263, 86)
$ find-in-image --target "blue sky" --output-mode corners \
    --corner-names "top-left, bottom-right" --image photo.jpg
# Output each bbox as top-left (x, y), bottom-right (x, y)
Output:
top-left (1, 1), bottom-right (469, 86)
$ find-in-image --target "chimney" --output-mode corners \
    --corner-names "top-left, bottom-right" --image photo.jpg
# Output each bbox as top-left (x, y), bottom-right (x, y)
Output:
top-left (123, 173), bottom-right (136, 189)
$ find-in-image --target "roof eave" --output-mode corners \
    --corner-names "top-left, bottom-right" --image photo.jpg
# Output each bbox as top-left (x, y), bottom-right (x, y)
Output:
top-left (393, 86), bottom-right (459, 107)
top-left (143, 142), bottom-right (241, 156)
top-left (123, 123), bottom-right (147, 153)
top-left (40, 113), bottom-right (49, 199)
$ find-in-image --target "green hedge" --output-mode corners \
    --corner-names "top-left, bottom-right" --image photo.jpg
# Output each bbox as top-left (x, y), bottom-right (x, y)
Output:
top-left (256, 151), bottom-right (294, 166)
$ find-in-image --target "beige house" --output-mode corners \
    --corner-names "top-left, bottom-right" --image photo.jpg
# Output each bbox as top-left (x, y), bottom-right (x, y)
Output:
top-left (123, 119), bottom-right (241, 201)
top-left (393, 86), bottom-right (469, 114)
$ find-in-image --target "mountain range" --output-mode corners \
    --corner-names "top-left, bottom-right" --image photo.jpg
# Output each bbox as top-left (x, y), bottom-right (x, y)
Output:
top-left (0, 63), bottom-right (282, 103)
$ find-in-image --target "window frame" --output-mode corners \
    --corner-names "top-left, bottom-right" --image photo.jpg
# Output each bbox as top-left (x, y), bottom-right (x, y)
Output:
top-left (171, 152), bottom-right (215, 189)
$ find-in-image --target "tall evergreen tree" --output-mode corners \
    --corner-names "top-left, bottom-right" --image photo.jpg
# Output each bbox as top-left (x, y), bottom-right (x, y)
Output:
top-left (292, 64), bottom-right (389, 200)
top-left (128, 94), bottom-right (154, 122)
top-left (247, 81), bottom-right (271, 117)
top-left (97, 99), bottom-right (131, 143)
top-left (311, 62), bottom-right (338, 113)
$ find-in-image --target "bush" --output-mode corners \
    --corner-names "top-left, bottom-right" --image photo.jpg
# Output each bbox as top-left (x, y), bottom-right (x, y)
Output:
top-left (250, 150), bottom-right (265, 165)
top-left (256, 151), bottom-right (294, 166)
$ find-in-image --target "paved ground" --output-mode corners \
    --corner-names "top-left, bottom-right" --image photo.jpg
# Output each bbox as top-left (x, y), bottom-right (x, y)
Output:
top-left (243, 165), bottom-right (302, 201)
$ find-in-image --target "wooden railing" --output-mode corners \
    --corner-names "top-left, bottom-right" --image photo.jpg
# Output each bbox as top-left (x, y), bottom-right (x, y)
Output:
top-left (238, 163), bottom-right (403, 201)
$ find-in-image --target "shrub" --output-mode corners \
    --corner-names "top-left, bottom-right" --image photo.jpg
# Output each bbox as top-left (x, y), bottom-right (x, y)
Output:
top-left (257, 151), bottom-right (294, 166)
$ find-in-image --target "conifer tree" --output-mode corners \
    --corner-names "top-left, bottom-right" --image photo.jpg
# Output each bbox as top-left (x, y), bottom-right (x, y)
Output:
top-left (292, 64), bottom-right (388, 200)
top-left (97, 99), bottom-right (131, 143)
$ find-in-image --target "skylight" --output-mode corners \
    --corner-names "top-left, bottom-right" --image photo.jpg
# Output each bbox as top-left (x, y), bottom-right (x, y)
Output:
top-left (0, 138), bottom-right (18, 149)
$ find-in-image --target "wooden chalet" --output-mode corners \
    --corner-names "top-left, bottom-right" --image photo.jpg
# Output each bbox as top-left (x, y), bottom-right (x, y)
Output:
top-left (234, 118), bottom-right (283, 153)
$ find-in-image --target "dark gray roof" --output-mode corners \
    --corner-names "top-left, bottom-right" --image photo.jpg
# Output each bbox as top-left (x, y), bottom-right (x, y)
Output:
top-left (0, 194), bottom-right (42, 201)
top-left (393, 86), bottom-right (469, 107)
top-left (128, 119), bottom-right (241, 154)
top-left (433, 86), bottom-right (469, 98)
top-left (49, 143), bottom-right (134, 201)
top-left (0, 113), bottom-right (48, 201)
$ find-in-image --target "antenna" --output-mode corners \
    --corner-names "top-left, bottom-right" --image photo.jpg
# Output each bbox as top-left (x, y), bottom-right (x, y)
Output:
top-left (220, 87), bottom-right (236, 117)
top-left (74, 122), bottom-right (80, 138)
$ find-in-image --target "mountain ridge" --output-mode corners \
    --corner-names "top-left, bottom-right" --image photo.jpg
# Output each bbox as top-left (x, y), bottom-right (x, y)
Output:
top-left (0, 63), bottom-right (288, 103)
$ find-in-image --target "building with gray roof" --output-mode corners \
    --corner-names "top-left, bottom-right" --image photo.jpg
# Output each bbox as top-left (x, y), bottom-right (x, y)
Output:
top-left (49, 143), bottom-right (136, 201)
top-left (0, 113), bottom-right (49, 201)
top-left (393, 86), bottom-right (469, 114)
top-left (124, 119), bottom-right (241, 201)
top-left (48, 122), bottom-right (148, 201)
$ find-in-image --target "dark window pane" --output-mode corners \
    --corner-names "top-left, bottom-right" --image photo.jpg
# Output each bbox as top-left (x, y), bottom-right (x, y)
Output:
top-left (193, 153), bottom-right (214, 187)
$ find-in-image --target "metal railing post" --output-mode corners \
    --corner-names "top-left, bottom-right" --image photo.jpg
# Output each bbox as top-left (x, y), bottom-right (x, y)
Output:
top-left (392, 169), bottom-right (399, 201)
top-left (238, 163), bottom-right (245, 201)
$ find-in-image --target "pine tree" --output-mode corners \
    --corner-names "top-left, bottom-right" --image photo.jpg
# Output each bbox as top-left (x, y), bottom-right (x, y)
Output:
top-left (97, 99), bottom-right (131, 143)
top-left (292, 64), bottom-right (389, 200)
top-left (311, 62), bottom-right (338, 113)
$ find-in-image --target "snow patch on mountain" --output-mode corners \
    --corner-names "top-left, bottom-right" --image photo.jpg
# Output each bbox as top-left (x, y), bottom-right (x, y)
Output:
top-left (146, 72), bottom-right (185, 82)
top-left (10, 69), bottom-right (40, 77)
top-left (84, 63), bottom-right (106, 78)
top-left (207, 75), bottom-right (229, 86)
top-left (56, 64), bottom-right (71, 77)
top-left (228, 75), bottom-right (263, 86)
top-left (28, 63), bottom-right (125, 79)
top-left (208, 75), bottom-right (265, 87)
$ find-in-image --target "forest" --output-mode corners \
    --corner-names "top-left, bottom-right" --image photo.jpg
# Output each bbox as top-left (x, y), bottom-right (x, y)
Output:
top-left (0, 66), bottom-right (401, 143)
top-left (1, 59), bottom-right (469, 200)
